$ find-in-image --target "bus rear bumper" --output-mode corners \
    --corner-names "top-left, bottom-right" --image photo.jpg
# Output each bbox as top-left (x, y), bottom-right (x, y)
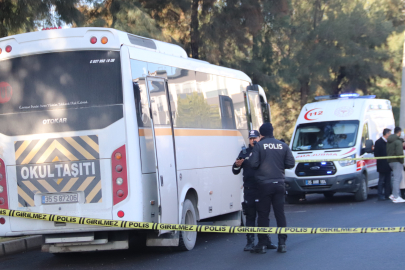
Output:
top-left (41, 231), bottom-right (129, 253)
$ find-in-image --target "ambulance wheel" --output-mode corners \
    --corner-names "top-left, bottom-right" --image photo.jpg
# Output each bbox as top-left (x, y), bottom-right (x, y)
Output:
top-left (354, 174), bottom-right (368, 202)
top-left (177, 199), bottom-right (197, 251)
top-left (286, 194), bottom-right (301, 204)
top-left (323, 192), bottom-right (335, 199)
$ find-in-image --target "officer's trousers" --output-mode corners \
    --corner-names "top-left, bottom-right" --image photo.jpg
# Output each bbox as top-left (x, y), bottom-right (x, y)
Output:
top-left (244, 187), bottom-right (258, 238)
top-left (257, 181), bottom-right (287, 245)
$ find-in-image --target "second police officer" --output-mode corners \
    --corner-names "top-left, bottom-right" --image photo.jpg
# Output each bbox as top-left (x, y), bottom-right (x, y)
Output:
top-left (232, 130), bottom-right (278, 251)
top-left (249, 123), bottom-right (295, 254)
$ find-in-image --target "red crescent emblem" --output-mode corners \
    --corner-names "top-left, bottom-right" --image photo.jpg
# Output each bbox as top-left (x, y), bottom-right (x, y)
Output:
top-left (304, 108), bottom-right (323, 121)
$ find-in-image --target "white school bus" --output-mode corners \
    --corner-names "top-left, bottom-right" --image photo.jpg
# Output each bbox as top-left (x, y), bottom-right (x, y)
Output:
top-left (0, 28), bottom-right (270, 253)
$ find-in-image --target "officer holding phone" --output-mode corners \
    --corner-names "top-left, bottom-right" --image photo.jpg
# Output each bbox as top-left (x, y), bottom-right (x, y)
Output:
top-left (232, 130), bottom-right (277, 251)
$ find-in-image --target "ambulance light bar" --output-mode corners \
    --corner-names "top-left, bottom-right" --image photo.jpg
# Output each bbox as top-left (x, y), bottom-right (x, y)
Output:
top-left (340, 93), bottom-right (359, 98)
top-left (314, 94), bottom-right (376, 101)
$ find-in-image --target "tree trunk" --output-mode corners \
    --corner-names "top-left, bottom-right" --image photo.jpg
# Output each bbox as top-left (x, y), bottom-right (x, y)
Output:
top-left (190, 0), bottom-right (199, 59)
top-left (0, 23), bottom-right (7, 38)
top-left (332, 67), bottom-right (346, 95)
top-left (300, 80), bottom-right (309, 108)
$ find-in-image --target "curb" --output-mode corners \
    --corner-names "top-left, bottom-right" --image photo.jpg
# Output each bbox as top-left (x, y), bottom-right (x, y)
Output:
top-left (0, 236), bottom-right (42, 257)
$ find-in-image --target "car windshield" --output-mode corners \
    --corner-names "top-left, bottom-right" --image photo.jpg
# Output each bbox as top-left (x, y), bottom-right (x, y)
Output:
top-left (292, 120), bottom-right (359, 151)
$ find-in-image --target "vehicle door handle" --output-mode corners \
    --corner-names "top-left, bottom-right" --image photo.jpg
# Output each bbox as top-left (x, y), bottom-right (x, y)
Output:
top-left (160, 175), bottom-right (163, 186)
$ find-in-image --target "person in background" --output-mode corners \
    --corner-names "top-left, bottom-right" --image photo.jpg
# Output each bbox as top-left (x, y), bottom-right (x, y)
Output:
top-left (232, 130), bottom-right (277, 251)
top-left (401, 141), bottom-right (405, 198)
top-left (374, 128), bottom-right (392, 201)
top-left (387, 127), bottom-right (405, 203)
top-left (249, 123), bottom-right (295, 254)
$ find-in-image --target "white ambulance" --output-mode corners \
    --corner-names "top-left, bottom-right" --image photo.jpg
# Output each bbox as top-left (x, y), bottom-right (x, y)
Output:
top-left (285, 94), bottom-right (395, 203)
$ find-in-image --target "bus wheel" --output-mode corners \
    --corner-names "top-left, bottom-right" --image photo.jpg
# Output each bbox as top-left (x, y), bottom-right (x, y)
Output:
top-left (177, 199), bottom-right (197, 251)
top-left (286, 194), bottom-right (301, 204)
top-left (354, 174), bottom-right (368, 202)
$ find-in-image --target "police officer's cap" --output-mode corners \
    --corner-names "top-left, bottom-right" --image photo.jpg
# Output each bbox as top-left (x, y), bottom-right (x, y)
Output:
top-left (248, 130), bottom-right (260, 138)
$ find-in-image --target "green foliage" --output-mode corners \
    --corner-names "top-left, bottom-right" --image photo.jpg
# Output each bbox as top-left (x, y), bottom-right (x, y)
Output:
top-left (176, 92), bottom-right (221, 128)
top-left (0, 0), bottom-right (83, 38)
top-left (384, 0), bottom-right (405, 26)
top-left (78, 0), bottom-right (166, 40)
top-left (270, 86), bottom-right (302, 143)
top-left (369, 27), bottom-right (405, 125)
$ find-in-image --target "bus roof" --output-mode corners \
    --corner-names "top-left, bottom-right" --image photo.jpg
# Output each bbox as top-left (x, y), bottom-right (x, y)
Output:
top-left (0, 27), bottom-right (251, 82)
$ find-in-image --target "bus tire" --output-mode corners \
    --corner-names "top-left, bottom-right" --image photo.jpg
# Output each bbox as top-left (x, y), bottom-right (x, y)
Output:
top-left (177, 199), bottom-right (197, 251)
top-left (354, 174), bottom-right (368, 202)
top-left (286, 194), bottom-right (301, 204)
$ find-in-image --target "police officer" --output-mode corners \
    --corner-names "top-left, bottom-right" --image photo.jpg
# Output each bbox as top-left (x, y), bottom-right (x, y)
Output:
top-left (249, 123), bottom-right (295, 254)
top-left (232, 130), bottom-right (277, 251)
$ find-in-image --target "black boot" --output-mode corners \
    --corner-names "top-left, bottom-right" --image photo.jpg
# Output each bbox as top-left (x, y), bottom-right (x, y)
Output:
top-left (277, 244), bottom-right (287, 253)
top-left (250, 243), bottom-right (267, 254)
top-left (244, 234), bottom-right (255, 251)
top-left (266, 235), bottom-right (277, 249)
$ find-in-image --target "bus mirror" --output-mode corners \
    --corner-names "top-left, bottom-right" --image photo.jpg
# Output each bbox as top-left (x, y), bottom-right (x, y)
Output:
top-left (262, 102), bottom-right (271, 123)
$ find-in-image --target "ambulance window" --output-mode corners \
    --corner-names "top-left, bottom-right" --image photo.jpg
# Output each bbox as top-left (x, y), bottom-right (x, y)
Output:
top-left (361, 123), bottom-right (369, 148)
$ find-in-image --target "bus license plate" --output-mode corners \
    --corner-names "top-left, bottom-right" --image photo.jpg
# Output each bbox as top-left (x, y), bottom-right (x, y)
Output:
top-left (42, 193), bottom-right (79, 204)
top-left (306, 180), bottom-right (327, 186)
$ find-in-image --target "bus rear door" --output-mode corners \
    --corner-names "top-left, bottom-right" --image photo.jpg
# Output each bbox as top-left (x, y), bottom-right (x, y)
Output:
top-left (145, 76), bottom-right (178, 232)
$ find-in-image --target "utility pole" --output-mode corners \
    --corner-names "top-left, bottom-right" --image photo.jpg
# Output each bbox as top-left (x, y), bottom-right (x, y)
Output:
top-left (400, 33), bottom-right (405, 128)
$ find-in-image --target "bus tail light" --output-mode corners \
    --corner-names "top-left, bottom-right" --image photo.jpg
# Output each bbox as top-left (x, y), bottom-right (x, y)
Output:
top-left (117, 211), bottom-right (124, 218)
top-left (101, 37), bottom-right (108, 44)
top-left (90, 37), bottom-right (97, 44)
top-left (111, 146), bottom-right (128, 205)
top-left (5, 46), bottom-right (12, 53)
top-left (0, 158), bottom-right (9, 209)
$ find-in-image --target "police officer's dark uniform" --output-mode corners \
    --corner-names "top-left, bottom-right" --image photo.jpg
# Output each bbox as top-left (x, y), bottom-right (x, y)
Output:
top-left (232, 130), bottom-right (277, 251)
top-left (249, 123), bottom-right (295, 254)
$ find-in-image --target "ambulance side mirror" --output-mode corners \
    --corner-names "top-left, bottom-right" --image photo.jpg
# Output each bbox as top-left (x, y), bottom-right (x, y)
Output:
top-left (362, 139), bottom-right (374, 154)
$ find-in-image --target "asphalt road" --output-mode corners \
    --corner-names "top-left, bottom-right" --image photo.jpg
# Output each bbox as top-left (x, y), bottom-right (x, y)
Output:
top-left (2, 189), bottom-right (405, 270)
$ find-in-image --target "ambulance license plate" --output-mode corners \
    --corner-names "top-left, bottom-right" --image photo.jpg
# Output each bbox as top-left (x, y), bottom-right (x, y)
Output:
top-left (42, 193), bottom-right (79, 204)
top-left (306, 180), bottom-right (327, 186)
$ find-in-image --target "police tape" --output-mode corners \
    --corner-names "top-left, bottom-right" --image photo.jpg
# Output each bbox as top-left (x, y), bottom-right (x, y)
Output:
top-left (297, 155), bottom-right (405, 163)
top-left (0, 209), bottom-right (404, 234)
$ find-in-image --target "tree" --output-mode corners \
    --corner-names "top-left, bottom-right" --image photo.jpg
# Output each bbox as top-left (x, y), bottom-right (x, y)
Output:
top-left (176, 92), bottom-right (221, 128)
top-left (78, 0), bottom-right (166, 40)
top-left (272, 0), bottom-right (394, 107)
top-left (0, 0), bottom-right (83, 38)
top-left (197, 0), bottom-right (288, 96)
top-left (384, 0), bottom-right (405, 26)
top-left (137, 0), bottom-right (217, 59)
